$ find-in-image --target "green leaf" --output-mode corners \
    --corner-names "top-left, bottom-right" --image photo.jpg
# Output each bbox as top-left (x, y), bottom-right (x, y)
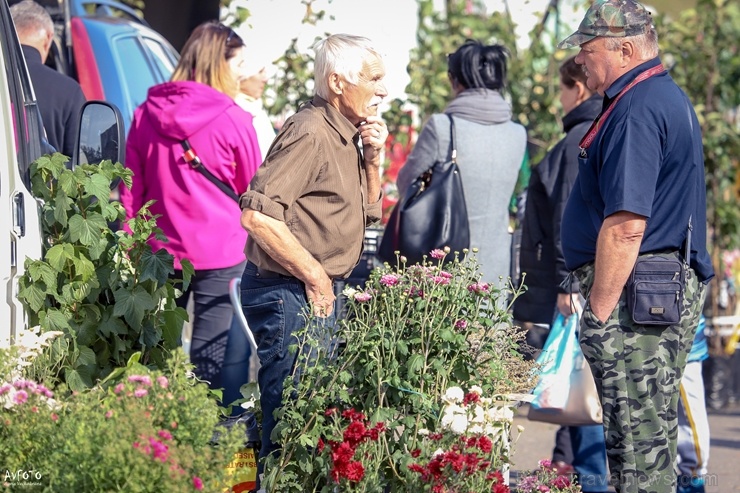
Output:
top-left (98, 308), bottom-right (129, 337)
top-left (68, 214), bottom-right (104, 247)
top-left (45, 243), bottom-right (74, 271)
top-left (71, 254), bottom-right (96, 282)
top-left (44, 308), bottom-right (71, 332)
top-left (65, 367), bottom-right (93, 390)
top-left (53, 193), bottom-right (73, 227)
top-left (162, 308), bottom-right (188, 348)
top-left (76, 346), bottom-right (97, 367)
top-left (58, 169), bottom-right (79, 196)
top-left (139, 319), bottom-right (162, 348)
top-left (84, 173), bottom-right (113, 204)
top-left (113, 285), bottom-right (156, 330)
top-left (18, 282), bottom-right (47, 313)
top-left (139, 248), bottom-right (175, 285)
top-left (28, 261), bottom-right (57, 290)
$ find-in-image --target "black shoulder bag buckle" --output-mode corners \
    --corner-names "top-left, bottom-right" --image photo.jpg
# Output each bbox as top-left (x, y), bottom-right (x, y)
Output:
top-left (180, 140), bottom-right (240, 203)
top-left (626, 216), bottom-right (692, 326)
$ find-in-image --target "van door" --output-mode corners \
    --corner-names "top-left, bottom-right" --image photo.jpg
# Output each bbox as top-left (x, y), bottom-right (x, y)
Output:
top-left (0, 0), bottom-right (45, 347)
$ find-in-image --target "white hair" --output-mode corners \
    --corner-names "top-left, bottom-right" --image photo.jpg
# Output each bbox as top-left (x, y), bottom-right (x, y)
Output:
top-left (10, 0), bottom-right (54, 40)
top-left (313, 34), bottom-right (381, 99)
top-left (604, 26), bottom-right (659, 60)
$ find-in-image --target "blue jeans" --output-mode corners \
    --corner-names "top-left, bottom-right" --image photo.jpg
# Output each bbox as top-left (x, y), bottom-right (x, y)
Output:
top-left (571, 424), bottom-right (609, 492)
top-left (221, 316), bottom-right (252, 413)
top-left (239, 262), bottom-right (336, 465)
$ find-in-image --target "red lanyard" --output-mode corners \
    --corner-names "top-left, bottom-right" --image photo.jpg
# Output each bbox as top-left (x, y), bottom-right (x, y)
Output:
top-left (579, 64), bottom-right (665, 154)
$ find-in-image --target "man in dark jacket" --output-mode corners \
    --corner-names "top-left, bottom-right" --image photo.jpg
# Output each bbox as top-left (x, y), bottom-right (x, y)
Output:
top-left (11, 0), bottom-right (86, 157)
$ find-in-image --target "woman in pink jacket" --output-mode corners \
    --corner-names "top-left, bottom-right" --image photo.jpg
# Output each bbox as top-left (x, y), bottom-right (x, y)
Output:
top-left (120, 22), bottom-right (261, 403)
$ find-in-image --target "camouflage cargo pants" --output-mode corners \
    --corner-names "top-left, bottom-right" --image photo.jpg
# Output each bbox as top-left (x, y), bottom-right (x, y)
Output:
top-left (574, 252), bottom-right (705, 493)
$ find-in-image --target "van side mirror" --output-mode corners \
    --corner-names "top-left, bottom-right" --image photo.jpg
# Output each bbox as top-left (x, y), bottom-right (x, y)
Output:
top-left (73, 101), bottom-right (125, 167)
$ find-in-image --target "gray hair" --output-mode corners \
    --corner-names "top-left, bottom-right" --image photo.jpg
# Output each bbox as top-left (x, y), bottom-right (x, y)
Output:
top-left (313, 34), bottom-right (381, 99)
top-left (10, 0), bottom-right (54, 40)
top-left (604, 26), bottom-right (659, 60)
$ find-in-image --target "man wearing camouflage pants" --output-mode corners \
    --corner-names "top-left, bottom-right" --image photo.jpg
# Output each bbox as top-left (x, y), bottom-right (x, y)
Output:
top-left (557, 1), bottom-right (714, 492)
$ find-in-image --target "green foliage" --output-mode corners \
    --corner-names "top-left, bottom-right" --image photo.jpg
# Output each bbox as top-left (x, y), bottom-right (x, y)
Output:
top-left (656, 0), bottom-right (740, 299)
top-left (262, 251), bottom-right (534, 492)
top-left (0, 350), bottom-right (245, 493)
top-left (17, 154), bottom-right (193, 391)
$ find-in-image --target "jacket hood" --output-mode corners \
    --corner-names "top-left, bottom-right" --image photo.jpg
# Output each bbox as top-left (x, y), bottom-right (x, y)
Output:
top-left (141, 81), bottom-right (237, 141)
top-left (444, 88), bottom-right (512, 125)
top-left (562, 93), bottom-right (602, 133)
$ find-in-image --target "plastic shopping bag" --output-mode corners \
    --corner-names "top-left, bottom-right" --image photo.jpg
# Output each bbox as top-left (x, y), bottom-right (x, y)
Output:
top-left (528, 313), bottom-right (602, 425)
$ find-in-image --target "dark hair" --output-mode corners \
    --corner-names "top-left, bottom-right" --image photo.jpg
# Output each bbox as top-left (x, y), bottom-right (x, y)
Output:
top-left (559, 56), bottom-right (588, 89)
top-left (447, 40), bottom-right (509, 91)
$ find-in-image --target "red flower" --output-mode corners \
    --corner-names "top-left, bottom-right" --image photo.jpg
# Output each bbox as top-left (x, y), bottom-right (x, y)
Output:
top-left (344, 460), bottom-right (365, 482)
top-left (317, 438), bottom-right (325, 453)
top-left (553, 474), bottom-right (571, 488)
top-left (477, 435), bottom-right (493, 454)
top-left (463, 392), bottom-right (481, 405)
top-left (343, 420), bottom-right (368, 447)
top-left (411, 449), bottom-right (421, 458)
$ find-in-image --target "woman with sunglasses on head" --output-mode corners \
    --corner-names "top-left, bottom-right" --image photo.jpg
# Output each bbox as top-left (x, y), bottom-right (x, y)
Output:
top-left (120, 22), bottom-right (261, 406)
top-left (396, 39), bottom-right (526, 288)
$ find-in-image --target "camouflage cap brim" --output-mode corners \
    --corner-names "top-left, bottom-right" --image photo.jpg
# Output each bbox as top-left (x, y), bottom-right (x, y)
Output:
top-left (558, 31), bottom-right (597, 50)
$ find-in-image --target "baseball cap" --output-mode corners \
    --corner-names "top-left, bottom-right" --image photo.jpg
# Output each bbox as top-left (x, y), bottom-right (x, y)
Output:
top-left (558, 0), bottom-right (653, 49)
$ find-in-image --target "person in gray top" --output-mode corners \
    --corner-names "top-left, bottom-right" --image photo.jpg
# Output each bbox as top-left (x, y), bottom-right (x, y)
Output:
top-left (397, 40), bottom-right (526, 284)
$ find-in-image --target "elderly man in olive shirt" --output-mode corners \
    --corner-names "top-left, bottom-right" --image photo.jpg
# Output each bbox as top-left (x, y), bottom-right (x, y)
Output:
top-left (238, 33), bottom-right (388, 466)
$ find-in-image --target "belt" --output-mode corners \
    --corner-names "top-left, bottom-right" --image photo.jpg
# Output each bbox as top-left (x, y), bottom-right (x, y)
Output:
top-left (247, 261), bottom-right (296, 280)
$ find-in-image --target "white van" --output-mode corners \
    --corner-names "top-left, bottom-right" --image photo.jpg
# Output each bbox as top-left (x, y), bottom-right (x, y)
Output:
top-left (0, 0), bottom-right (124, 347)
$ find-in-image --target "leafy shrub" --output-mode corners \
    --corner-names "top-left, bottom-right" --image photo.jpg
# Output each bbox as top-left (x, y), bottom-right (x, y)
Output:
top-left (262, 249), bottom-right (536, 492)
top-left (0, 350), bottom-right (244, 492)
top-left (17, 154), bottom-right (194, 390)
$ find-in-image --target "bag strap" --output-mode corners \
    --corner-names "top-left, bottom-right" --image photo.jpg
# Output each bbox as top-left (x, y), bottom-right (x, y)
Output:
top-left (684, 215), bottom-right (692, 267)
top-left (180, 140), bottom-right (240, 203)
top-left (446, 113), bottom-right (457, 164)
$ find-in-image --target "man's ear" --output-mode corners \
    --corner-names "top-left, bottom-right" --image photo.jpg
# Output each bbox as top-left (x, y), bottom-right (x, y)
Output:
top-left (620, 40), bottom-right (635, 65)
top-left (42, 29), bottom-right (53, 58)
top-left (328, 72), bottom-right (343, 95)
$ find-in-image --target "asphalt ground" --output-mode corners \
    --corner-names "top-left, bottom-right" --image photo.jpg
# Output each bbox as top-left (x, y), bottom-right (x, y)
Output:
top-left (509, 403), bottom-right (740, 492)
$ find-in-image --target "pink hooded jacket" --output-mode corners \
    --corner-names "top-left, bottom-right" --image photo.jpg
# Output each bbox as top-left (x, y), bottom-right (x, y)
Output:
top-left (120, 81), bottom-right (261, 270)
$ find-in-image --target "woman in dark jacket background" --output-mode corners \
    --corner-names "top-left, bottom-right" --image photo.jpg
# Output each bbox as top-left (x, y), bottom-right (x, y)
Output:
top-left (513, 57), bottom-right (601, 329)
top-left (512, 56), bottom-right (608, 493)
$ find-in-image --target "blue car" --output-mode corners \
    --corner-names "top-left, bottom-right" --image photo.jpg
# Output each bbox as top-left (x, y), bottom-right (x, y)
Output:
top-left (43, 0), bottom-right (180, 132)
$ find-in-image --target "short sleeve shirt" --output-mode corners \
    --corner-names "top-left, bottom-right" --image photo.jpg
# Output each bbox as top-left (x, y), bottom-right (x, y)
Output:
top-left (561, 57), bottom-right (713, 282)
top-left (240, 96), bottom-right (382, 278)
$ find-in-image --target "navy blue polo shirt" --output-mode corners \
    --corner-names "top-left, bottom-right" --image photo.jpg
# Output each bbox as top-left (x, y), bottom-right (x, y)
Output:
top-left (561, 57), bottom-right (714, 282)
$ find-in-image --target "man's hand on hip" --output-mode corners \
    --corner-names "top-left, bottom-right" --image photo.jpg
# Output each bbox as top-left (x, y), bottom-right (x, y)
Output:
top-left (306, 274), bottom-right (336, 317)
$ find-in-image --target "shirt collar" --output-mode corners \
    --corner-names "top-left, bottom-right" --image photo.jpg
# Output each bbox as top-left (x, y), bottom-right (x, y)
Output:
top-left (604, 56), bottom-right (662, 107)
top-left (310, 95), bottom-right (359, 145)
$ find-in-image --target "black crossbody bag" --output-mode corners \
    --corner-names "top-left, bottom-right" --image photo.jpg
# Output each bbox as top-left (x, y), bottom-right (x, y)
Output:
top-left (626, 217), bottom-right (692, 326)
top-left (180, 140), bottom-right (240, 203)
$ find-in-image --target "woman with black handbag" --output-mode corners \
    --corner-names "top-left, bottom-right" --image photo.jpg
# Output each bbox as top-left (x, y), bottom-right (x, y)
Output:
top-left (395, 40), bottom-right (526, 284)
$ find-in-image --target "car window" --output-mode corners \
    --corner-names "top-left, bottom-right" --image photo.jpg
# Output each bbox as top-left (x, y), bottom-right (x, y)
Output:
top-left (141, 37), bottom-right (176, 81)
top-left (113, 35), bottom-right (157, 112)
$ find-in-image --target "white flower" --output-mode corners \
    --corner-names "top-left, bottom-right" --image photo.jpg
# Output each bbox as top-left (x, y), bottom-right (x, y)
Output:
top-left (471, 404), bottom-right (486, 424)
top-left (342, 286), bottom-right (358, 298)
top-left (440, 403), bottom-right (466, 429)
top-left (442, 386), bottom-right (464, 404)
top-left (449, 414), bottom-right (468, 434)
top-left (417, 428), bottom-right (430, 436)
top-left (469, 385), bottom-right (483, 395)
top-left (432, 448), bottom-right (444, 458)
top-left (468, 424), bottom-right (484, 435)
top-left (486, 405), bottom-right (514, 423)
top-left (517, 425), bottom-right (526, 433)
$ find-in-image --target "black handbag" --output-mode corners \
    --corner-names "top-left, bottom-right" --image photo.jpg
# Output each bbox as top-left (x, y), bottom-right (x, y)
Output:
top-left (625, 218), bottom-right (692, 326)
top-left (378, 114), bottom-right (469, 265)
